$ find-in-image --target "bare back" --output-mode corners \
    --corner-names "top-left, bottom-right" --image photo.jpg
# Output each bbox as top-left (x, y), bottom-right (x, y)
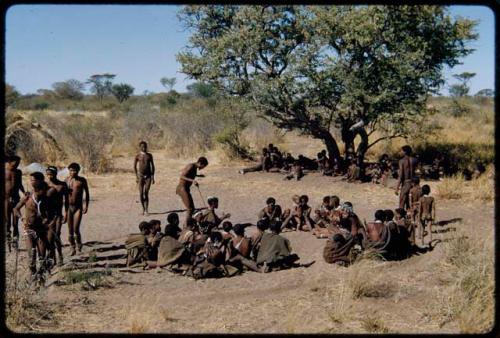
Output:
top-left (5, 168), bottom-right (23, 199)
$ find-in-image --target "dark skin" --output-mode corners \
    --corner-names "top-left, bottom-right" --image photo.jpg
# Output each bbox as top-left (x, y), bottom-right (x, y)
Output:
top-left (134, 143), bottom-right (155, 215)
top-left (5, 160), bottom-right (25, 242)
top-left (46, 170), bottom-right (69, 264)
top-left (67, 167), bottom-right (90, 254)
top-left (14, 188), bottom-right (50, 274)
top-left (177, 160), bottom-right (207, 226)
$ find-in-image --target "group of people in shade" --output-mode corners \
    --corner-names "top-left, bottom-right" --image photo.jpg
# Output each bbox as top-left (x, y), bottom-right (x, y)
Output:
top-left (4, 156), bottom-right (89, 279)
top-left (237, 143), bottom-right (486, 185)
top-left (5, 140), bottom-right (437, 281)
top-left (125, 144), bottom-right (436, 279)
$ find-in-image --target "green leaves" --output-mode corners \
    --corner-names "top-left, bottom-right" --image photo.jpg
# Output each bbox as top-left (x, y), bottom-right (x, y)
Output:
top-left (177, 5), bottom-right (477, 161)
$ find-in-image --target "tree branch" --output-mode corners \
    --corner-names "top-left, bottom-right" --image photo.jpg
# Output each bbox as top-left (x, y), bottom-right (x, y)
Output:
top-left (367, 134), bottom-right (405, 149)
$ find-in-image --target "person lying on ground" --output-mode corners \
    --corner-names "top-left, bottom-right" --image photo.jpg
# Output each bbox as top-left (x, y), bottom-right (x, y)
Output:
top-left (239, 147), bottom-right (272, 174)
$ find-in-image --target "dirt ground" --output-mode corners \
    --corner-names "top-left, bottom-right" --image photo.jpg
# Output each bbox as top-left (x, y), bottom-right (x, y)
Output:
top-left (5, 143), bottom-right (494, 334)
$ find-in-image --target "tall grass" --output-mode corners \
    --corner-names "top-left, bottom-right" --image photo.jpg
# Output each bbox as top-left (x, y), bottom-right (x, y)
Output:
top-left (440, 233), bottom-right (494, 333)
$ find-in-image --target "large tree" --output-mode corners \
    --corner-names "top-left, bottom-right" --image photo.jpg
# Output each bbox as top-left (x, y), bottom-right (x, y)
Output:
top-left (450, 71), bottom-right (476, 97)
top-left (177, 5), bottom-right (477, 166)
top-left (52, 79), bottom-right (85, 100)
top-left (5, 83), bottom-right (20, 108)
top-left (86, 73), bottom-right (116, 103)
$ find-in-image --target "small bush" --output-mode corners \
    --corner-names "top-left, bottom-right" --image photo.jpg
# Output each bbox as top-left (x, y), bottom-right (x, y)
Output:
top-left (436, 175), bottom-right (464, 200)
top-left (361, 316), bottom-right (390, 333)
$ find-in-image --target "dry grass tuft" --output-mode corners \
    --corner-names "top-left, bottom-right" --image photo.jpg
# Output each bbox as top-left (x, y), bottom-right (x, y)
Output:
top-left (439, 232), bottom-right (494, 333)
top-left (5, 281), bottom-right (59, 332)
top-left (128, 319), bottom-right (149, 334)
top-left (347, 259), bottom-right (396, 300)
top-left (361, 316), bottom-right (390, 333)
top-left (436, 175), bottom-right (464, 200)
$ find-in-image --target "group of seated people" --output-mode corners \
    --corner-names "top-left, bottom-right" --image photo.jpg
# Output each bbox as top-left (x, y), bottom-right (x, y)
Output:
top-left (257, 191), bottom-right (435, 266)
top-left (125, 196), bottom-right (312, 279)
top-left (239, 145), bottom-right (354, 181)
top-left (126, 187), bottom-right (436, 277)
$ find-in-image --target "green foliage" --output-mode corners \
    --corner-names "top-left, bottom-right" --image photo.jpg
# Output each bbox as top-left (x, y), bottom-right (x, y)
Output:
top-left (52, 79), bottom-right (85, 100)
top-left (160, 77), bottom-right (177, 91)
top-left (5, 83), bottom-right (20, 108)
top-left (111, 83), bottom-right (134, 103)
top-left (475, 88), bottom-right (494, 97)
top-left (177, 5), bottom-right (478, 163)
top-left (186, 81), bottom-right (217, 98)
top-left (450, 72), bottom-right (476, 97)
top-left (86, 73), bottom-right (116, 103)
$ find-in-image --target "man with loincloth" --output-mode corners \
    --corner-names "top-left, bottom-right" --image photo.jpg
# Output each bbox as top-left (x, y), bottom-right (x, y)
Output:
top-left (395, 145), bottom-right (419, 210)
top-left (134, 141), bottom-right (155, 215)
top-left (176, 157), bottom-right (208, 226)
top-left (5, 155), bottom-right (25, 250)
top-left (45, 166), bottom-right (69, 266)
top-left (66, 163), bottom-right (90, 255)
top-left (14, 180), bottom-right (50, 277)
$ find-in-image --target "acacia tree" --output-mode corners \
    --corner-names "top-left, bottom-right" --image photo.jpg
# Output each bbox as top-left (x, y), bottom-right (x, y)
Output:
top-left (160, 77), bottom-right (177, 91)
top-left (111, 83), bottom-right (134, 103)
top-left (52, 79), bottom-right (85, 100)
top-left (450, 72), bottom-right (476, 97)
top-left (177, 5), bottom-right (477, 166)
top-left (86, 73), bottom-right (116, 103)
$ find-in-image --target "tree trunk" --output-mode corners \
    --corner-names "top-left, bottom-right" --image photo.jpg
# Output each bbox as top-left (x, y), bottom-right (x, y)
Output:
top-left (341, 122), bottom-right (355, 162)
top-left (355, 128), bottom-right (369, 176)
top-left (317, 129), bottom-right (341, 164)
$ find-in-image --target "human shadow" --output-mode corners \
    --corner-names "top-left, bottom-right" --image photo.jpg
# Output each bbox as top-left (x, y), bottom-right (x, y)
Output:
top-left (436, 218), bottom-right (463, 226)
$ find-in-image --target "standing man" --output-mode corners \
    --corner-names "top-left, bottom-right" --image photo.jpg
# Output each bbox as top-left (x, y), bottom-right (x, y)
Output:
top-left (395, 145), bottom-right (419, 211)
top-left (45, 166), bottom-right (69, 266)
top-left (176, 157), bottom-right (209, 227)
top-left (66, 163), bottom-right (90, 255)
top-left (4, 155), bottom-right (25, 250)
top-left (134, 141), bottom-right (155, 215)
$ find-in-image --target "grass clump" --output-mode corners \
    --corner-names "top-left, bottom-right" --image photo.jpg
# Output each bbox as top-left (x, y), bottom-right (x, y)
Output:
top-left (440, 233), bottom-right (494, 333)
top-left (62, 269), bottom-right (113, 290)
top-left (360, 316), bottom-right (390, 333)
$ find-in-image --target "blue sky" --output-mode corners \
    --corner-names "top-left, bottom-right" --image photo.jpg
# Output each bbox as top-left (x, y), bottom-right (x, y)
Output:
top-left (5, 5), bottom-right (495, 95)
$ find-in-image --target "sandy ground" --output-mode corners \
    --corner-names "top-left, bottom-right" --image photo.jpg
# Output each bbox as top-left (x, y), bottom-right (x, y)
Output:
top-left (5, 146), bottom-right (494, 334)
